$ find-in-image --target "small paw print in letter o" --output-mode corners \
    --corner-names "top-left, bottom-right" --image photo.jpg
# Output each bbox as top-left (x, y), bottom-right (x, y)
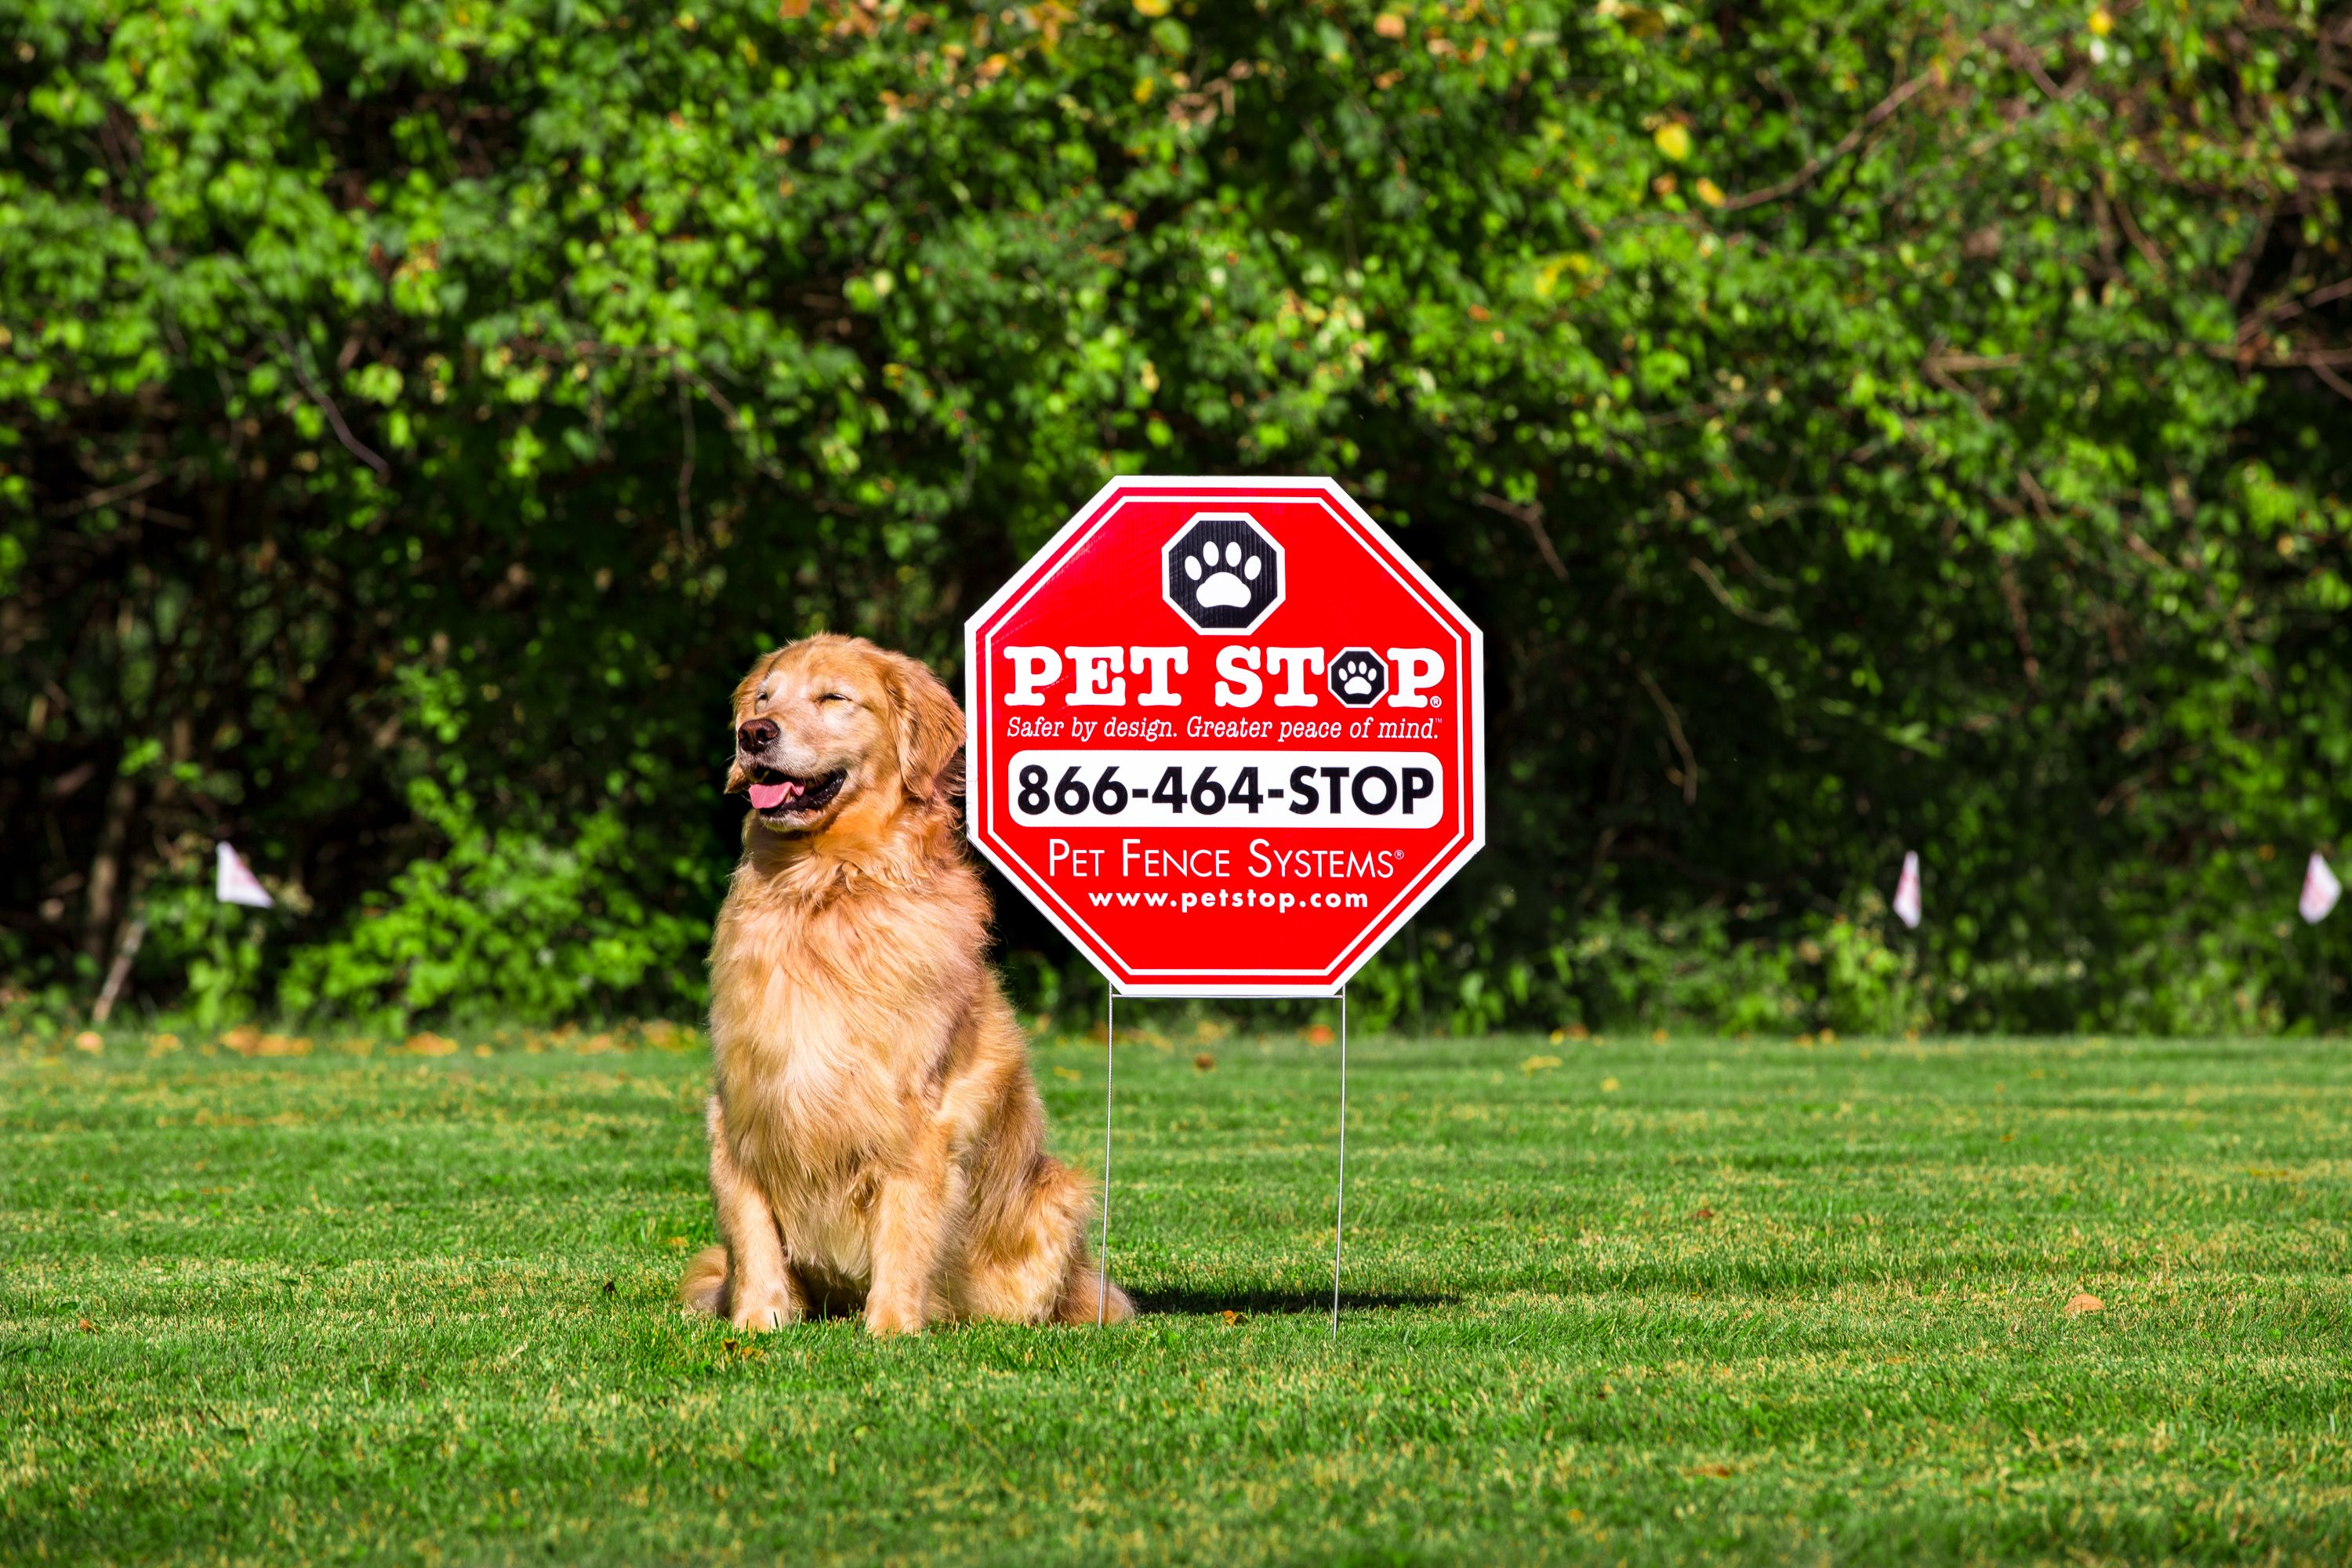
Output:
top-left (1327, 647), bottom-right (1388, 707)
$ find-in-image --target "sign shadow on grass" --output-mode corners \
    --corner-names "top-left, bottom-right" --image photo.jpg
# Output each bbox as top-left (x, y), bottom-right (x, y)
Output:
top-left (1133, 1287), bottom-right (1457, 1317)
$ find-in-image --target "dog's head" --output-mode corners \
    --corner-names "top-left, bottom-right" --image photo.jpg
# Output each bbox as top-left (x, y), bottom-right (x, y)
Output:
top-left (724, 635), bottom-right (964, 840)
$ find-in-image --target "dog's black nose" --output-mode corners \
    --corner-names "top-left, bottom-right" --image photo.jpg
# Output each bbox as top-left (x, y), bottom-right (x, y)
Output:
top-left (737, 718), bottom-right (779, 752)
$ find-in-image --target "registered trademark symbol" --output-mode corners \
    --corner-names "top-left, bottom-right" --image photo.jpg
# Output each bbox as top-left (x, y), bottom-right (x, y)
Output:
top-left (1432, 696), bottom-right (1443, 709)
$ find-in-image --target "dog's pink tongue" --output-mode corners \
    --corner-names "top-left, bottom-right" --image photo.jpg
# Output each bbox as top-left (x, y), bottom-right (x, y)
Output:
top-left (749, 779), bottom-right (800, 811)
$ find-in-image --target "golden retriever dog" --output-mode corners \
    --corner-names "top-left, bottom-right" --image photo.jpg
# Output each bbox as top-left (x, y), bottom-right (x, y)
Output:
top-left (680, 633), bottom-right (1131, 1334)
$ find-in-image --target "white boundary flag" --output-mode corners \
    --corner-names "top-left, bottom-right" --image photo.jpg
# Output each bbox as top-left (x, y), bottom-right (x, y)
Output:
top-left (216, 843), bottom-right (274, 909)
top-left (1893, 850), bottom-right (1922, 930)
top-left (2303, 851), bottom-right (2342, 926)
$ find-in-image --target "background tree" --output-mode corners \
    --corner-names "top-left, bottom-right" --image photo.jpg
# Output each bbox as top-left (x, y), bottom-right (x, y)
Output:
top-left (5, 0), bottom-right (2348, 1033)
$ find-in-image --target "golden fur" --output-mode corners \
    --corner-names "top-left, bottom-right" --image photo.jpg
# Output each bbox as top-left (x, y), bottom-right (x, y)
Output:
top-left (680, 633), bottom-right (1131, 1334)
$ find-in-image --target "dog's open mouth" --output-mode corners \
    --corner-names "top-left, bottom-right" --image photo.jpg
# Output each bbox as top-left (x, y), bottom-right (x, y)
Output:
top-left (746, 767), bottom-right (848, 818)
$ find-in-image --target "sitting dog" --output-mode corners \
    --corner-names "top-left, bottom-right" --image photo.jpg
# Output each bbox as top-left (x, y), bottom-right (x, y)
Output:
top-left (680, 634), bottom-right (1130, 1334)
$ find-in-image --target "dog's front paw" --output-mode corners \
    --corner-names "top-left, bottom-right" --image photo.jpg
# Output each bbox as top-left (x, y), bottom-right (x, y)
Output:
top-left (865, 1299), bottom-right (926, 1338)
top-left (728, 1283), bottom-right (800, 1333)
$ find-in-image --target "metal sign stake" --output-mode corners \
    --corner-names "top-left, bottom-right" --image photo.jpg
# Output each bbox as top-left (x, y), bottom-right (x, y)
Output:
top-left (1099, 985), bottom-right (1116, 1326)
top-left (1091, 985), bottom-right (1359, 1338)
top-left (1331, 985), bottom-right (1348, 1340)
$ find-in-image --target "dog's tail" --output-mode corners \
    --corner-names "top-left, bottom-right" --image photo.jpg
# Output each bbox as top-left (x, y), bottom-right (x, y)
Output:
top-left (679, 1245), bottom-right (729, 1318)
top-left (1055, 1250), bottom-right (1134, 1326)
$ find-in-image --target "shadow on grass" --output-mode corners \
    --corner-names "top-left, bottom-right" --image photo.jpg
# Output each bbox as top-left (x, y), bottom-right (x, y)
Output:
top-left (1133, 1287), bottom-right (1457, 1316)
top-left (676, 1285), bottom-right (1457, 1323)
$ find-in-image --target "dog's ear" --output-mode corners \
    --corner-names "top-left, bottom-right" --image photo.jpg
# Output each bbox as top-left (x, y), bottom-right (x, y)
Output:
top-left (882, 652), bottom-right (965, 804)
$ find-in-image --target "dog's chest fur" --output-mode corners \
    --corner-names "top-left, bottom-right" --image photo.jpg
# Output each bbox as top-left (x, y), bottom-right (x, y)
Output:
top-left (706, 852), bottom-right (987, 1270)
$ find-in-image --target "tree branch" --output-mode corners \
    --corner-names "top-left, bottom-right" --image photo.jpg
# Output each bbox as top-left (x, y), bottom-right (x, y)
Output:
top-left (675, 375), bottom-right (698, 551)
top-left (1475, 492), bottom-right (1566, 580)
top-left (2310, 358), bottom-right (2352, 405)
top-left (1687, 557), bottom-right (1795, 629)
top-left (1636, 669), bottom-right (1700, 804)
top-left (1723, 61), bottom-right (1948, 212)
top-left (275, 330), bottom-right (390, 480)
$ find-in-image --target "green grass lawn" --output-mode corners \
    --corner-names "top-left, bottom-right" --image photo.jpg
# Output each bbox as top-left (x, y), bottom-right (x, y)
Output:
top-left (4, 1022), bottom-right (2349, 1565)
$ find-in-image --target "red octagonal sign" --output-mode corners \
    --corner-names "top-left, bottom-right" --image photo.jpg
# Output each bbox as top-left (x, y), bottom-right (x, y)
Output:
top-left (965, 477), bottom-right (1485, 996)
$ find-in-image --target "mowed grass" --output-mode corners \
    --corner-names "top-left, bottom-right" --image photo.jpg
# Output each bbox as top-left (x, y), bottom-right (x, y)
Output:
top-left (3, 1025), bottom-right (2350, 1566)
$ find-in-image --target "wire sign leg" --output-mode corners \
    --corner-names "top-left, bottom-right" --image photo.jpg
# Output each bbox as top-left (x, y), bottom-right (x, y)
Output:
top-left (1331, 985), bottom-right (1348, 1340)
top-left (1099, 985), bottom-right (1116, 1326)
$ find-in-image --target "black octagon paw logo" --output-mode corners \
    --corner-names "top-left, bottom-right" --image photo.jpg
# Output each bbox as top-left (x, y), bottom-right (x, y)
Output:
top-left (1162, 514), bottom-right (1283, 634)
top-left (1327, 647), bottom-right (1388, 707)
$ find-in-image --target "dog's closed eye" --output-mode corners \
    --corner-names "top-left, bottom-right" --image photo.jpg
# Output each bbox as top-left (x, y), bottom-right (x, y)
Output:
top-left (820, 691), bottom-right (852, 705)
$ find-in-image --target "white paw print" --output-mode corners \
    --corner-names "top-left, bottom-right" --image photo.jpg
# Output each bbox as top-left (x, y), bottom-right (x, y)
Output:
top-left (1183, 539), bottom-right (1261, 609)
top-left (1331, 651), bottom-right (1383, 700)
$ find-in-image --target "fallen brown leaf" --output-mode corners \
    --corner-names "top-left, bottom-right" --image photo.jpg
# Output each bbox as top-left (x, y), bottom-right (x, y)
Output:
top-left (1193, 1053), bottom-right (1216, 1072)
top-left (1305, 1024), bottom-right (1335, 1046)
top-left (402, 1032), bottom-right (459, 1057)
top-left (1691, 1462), bottom-right (1734, 1478)
top-left (1221, 1309), bottom-right (1240, 1325)
top-left (73, 1030), bottom-right (103, 1054)
top-left (227, 1031), bottom-right (311, 1058)
top-left (2065, 1292), bottom-right (2105, 1316)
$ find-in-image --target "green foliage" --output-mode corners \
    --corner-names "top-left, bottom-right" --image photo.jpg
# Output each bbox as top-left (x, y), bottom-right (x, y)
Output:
top-left (5, 0), bottom-right (2350, 1031)
top-left (275, 778), bottom-right (713, 1029)
top-left (140, 874), bottom-right (272, 1031)
top-left (1348, 898), bottom-right (1929, 1037)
